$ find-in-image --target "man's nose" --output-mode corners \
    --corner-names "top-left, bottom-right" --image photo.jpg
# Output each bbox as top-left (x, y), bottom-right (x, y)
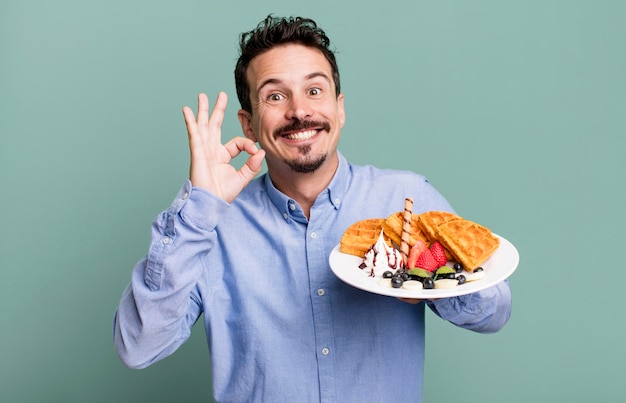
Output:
top-left (285, 94), bottom-right (313, 120)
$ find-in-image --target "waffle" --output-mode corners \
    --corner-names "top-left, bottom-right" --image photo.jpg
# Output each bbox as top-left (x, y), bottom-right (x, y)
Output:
top-left (383, 212), bottom-right (430, 249)
top-left (435, 219), bottom-right (500, 271)
top-left (339, 218), bottom-right (387, 257)
top-left (417, 210), bottom-right (462, 242)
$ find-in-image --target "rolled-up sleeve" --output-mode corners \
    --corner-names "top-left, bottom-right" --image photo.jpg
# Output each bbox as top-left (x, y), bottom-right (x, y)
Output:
top-left (428, 280), bottom-right (512, 333)
top-left (113, 180), bottom-right (228, 368)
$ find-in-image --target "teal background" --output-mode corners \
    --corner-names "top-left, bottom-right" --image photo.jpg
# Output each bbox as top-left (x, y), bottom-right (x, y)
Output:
top-left (1, 0), bottom-right (625, 402)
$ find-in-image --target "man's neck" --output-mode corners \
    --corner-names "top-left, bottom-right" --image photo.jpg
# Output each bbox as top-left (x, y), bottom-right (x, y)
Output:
top-left (268, 154), bottom-right (339, 219)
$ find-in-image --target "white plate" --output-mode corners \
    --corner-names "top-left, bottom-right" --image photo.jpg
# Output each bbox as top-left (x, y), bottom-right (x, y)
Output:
top-left (329, 234), bottom-right (519, 298)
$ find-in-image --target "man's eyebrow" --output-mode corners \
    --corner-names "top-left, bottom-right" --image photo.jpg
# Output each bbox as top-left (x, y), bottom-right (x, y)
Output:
top-left (257, 72), bottom-right (331, 92)
top-left (305, 71), bottom-right (332, 83)
top-left (257, 78), bottom-right (281, 93)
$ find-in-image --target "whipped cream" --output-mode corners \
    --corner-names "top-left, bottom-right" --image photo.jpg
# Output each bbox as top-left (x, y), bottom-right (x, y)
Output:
top-left (360, 230), bottom-right (403, 277)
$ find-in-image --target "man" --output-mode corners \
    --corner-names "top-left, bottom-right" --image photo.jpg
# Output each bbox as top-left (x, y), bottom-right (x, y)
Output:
top-left (114, 15), bottom-right (511, 402)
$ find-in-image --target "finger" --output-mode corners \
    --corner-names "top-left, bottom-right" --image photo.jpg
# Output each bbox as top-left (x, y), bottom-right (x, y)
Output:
top-left (183, 103), bottom-right (207, 154)
top-left (223, 136), bottom-right (259, 159)
top-left (196, 93), bottom-right (209, 125)
top-left (207, 92), bottom-right (227, 133)
top-left (182, 104), bottom-right (196, 126)
top-left (223, 137), bottom-right (265, 182)
top-left (182, 105), bottom-right (199, 145)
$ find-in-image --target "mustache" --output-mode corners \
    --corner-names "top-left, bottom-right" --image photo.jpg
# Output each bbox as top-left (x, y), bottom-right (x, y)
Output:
top-left (274, 120), bottom-right (331, 137)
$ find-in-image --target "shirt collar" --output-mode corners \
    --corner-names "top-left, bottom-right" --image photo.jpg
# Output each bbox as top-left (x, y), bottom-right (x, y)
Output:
top-left (264, 152), bottom-right (349, 223)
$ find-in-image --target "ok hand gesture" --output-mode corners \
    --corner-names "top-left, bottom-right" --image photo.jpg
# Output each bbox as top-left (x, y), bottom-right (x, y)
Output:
top-left (183, 92), bottom-right (265, 203)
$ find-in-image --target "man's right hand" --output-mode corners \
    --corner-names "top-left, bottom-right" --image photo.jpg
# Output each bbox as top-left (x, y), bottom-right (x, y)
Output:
top-left (183, 92), bottom-right (265, 203)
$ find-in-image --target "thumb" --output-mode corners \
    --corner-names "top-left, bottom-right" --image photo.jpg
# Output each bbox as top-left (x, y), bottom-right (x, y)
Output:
top-left (239, 149), bottom-right (265, 183)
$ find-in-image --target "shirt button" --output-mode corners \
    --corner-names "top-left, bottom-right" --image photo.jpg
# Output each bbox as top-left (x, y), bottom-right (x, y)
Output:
top-left (289, 203), bottom-right (296, 211)
top-left (334, 198), bottom-right (340, 204)
top-left (321, 347), bottom-right (330, 355)
top-left (283, 213), bottom-right (289, 219)
top-left (317, 289), bottom-right (325, 296)
top-left (310, 232), bottom-right (317, 239)
top-left (162, 237), bottom-right (171, 244)
top-left (182, 192), bottom-right (189, 200)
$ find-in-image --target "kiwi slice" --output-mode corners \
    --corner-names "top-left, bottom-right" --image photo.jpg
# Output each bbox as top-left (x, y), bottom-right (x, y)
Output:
top-left (407, 268), bottom-right (433, 281)
top-left (434, 266), bottom-right (456, 280)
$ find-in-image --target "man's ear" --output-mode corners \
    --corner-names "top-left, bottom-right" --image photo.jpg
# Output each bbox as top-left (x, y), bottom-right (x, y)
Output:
top-left (237, 109), bottom-right (257, 142)
top-left (337, 93), bottom-right (346, 128)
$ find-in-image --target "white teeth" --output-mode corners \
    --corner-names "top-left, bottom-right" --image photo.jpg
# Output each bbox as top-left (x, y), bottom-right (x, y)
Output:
top-left (284, 130), bottom-right (317, 140)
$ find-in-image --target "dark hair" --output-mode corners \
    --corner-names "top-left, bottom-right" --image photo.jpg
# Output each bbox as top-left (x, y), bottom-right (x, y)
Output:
top-left (234, 15), bottom-right (341, 114)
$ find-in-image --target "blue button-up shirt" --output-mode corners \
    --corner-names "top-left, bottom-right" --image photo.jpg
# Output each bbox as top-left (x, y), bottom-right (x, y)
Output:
top-left (114, 152), bottom-right (511, 402)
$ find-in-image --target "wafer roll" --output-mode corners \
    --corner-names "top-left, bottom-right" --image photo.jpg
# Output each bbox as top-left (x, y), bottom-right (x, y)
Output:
top-left (400, 197), bottom-right (413, 265)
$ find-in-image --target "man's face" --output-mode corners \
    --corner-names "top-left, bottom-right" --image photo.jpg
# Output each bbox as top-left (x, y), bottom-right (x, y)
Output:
top-left (238, 44), bottom-right (345, 174)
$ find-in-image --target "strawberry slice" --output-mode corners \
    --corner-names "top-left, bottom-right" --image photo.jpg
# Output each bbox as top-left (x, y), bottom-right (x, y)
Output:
top-left (415, 248), bottom-right (439, 272)
top-left (429, 241), bottom-right (448, 267)
top-left (407, 240), bottom-right (428, 269)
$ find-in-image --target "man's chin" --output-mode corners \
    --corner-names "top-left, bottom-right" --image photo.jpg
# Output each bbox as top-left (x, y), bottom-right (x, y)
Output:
top-left (285, 154), bottom-right (327, 174)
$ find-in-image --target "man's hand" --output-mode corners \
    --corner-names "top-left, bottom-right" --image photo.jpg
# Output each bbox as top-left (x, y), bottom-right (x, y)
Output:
top-left (183, 92), bottom-right (265, 203)
top-left (397, 297), bottom-right (439, 304)
top-left (397, 298), bottom-right (423, 305)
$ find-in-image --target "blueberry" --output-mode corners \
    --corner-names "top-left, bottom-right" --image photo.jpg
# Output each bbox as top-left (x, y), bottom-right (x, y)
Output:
top-left (422, 277), bottom-right (434, 289)
top-left (453, 263), bottom-right (463, 273)
top-left (457, 275), bottom-right (466, 285)
top-left (383, 271), bottom-right (393, 278)
top-left (473, 267), bottom-right (484, 273)
top-left (391, 276), bottom-right (404, 288)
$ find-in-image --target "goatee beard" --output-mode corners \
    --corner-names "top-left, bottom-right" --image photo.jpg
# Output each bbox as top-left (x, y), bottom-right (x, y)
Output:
top-left (275, 119), bottom-right (331, 174)
top-left (285, 152), bottom-right (327, 173)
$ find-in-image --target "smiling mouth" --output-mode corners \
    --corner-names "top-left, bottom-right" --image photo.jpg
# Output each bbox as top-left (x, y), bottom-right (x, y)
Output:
top-left (282, 129), bottom-right (319, 141)
top-left (275, 120), bottom-right (331, 141)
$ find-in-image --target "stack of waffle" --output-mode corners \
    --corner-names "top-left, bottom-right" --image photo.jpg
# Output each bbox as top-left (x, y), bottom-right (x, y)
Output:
top-left (340, 210), bottom-right (500, 271)
top-left (339, 218), bottom-right (387, 257)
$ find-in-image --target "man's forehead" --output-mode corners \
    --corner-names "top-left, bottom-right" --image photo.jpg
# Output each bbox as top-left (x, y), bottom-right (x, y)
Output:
top-left (247, 44), bottom-right (333, 89)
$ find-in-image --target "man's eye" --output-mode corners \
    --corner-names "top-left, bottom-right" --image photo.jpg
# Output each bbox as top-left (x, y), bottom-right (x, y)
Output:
top-left (268, 93), bottom-right (284, 101)
top-left (308, 88), bottom-right (321, 96)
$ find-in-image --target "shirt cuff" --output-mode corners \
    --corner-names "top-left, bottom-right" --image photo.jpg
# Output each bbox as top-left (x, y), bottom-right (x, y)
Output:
top-left (428, 280), bottom-right (511, 333)
top-left (167, 179), bottom-right (230, 234)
